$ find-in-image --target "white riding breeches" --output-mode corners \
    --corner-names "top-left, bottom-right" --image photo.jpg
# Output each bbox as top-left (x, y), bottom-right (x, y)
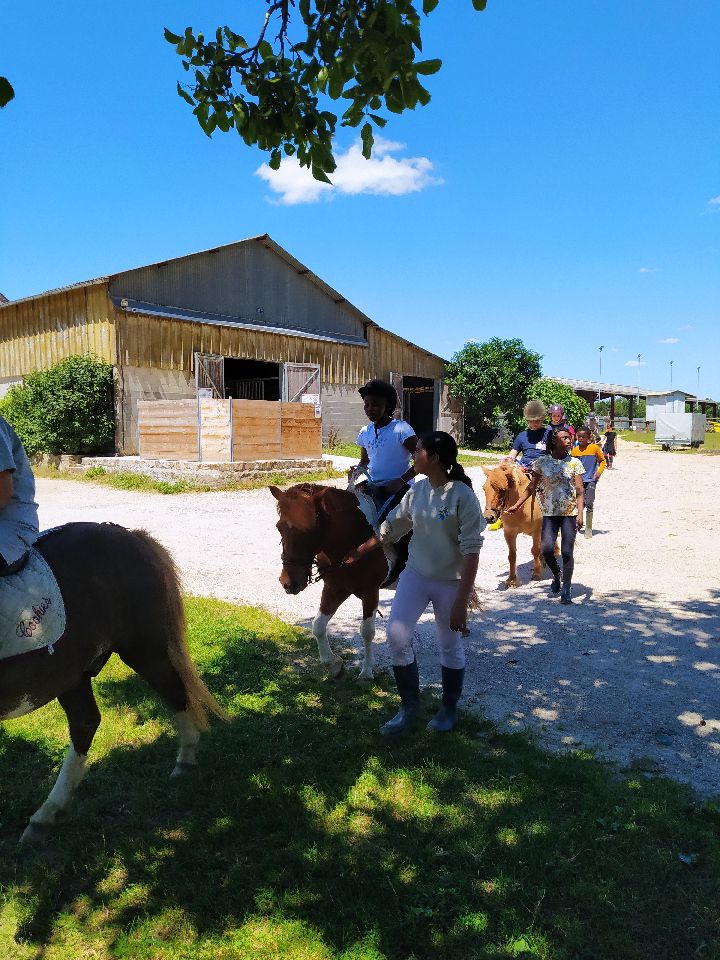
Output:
top-left (386, 568), bottom-right (466, 670)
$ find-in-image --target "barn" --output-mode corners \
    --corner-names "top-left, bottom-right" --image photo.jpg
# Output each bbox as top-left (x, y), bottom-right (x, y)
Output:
top-left (0, 235), bottom-right (461, 456)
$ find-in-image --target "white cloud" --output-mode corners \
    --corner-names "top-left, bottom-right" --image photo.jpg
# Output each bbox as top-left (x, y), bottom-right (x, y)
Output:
top-left (625, 359), bottom-right (646, 367)
top-left (638, 267), bottom-right (658, 273)
top-left (658, 337), bottom-right (679, 344)
top-left (708, 195), bottom-right (720, 206)
top-left (255, 136), bottom-right (442, 205)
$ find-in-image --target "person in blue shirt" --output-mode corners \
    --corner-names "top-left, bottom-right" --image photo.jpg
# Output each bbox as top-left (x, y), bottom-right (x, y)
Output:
top-left (0, 415), bottom-right (39, 568)
top-left (505, 400), bottom-right (552, 472)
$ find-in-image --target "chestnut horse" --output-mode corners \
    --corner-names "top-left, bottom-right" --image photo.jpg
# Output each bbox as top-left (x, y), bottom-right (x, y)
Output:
top-left (0, 522), bottom-right (226, 844)
top-left (270, 483), bottom-right (388, 679)
top-left (482, 463), bottom-right (543, 587)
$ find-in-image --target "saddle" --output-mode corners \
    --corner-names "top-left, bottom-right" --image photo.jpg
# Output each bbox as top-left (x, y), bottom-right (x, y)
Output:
top-left (347, 472), bottom-right (409, 588)
top-left (0, 546), bottom-right (66, 661)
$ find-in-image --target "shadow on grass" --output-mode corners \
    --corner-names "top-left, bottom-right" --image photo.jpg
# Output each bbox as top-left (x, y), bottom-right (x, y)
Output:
top-left (1, 597), bottom-right (719, 960)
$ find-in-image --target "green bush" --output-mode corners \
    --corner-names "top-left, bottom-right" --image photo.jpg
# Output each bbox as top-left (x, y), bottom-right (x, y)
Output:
top-left (0, 355), bottom-right (115, 455)
top-left (527, 378), bottom-right (590, 430)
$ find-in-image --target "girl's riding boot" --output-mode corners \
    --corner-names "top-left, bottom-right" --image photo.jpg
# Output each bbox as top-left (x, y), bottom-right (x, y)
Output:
top-left (560, 583), bottom-right (572, 604)
top-left (381, 659), bottom-right (421, 736)
top-left (428, 666), bottom-right (464, 733)
top-left (584, 509), bottom-right (593, 539)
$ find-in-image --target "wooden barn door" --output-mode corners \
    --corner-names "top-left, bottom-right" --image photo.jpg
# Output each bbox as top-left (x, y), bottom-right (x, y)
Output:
top-left (390, 372), bottom-right (404, 419)
top-left (195, 353), bottom-right (225, 399)
top-left (434, 380), bottom-right (464, 444)
top-left (282, 363), bottom-right (321, 404)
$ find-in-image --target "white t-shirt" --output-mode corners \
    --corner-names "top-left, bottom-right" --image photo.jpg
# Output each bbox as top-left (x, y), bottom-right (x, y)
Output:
top-left (0, 417), bottom-right (39, 563)
top-left (356, 419), bottom-right (416, 485)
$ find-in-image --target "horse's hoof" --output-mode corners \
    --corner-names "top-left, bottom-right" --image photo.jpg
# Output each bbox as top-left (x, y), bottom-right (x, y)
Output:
top-left (171, 761), bottom-right (197, 778)
top-left (505, 579), bottom-right (520, 589)
top-left (19, 821), bottom-right (52, 846)
top-left (325, 657), bottom-right (344, 679)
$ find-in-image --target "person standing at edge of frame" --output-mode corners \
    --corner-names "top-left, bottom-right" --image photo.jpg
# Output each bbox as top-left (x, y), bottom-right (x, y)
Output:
top-left (0, 414), bottom-right (39, 570)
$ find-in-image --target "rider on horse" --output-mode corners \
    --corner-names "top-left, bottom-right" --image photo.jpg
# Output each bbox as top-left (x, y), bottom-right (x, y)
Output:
top-left (353, 379), bottom-right (417, 522)
top-left (0, 415), bottom-right (39, 569)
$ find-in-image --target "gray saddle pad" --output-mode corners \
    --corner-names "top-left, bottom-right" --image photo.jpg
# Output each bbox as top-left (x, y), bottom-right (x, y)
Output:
top-left (0, 548), bottom-right (66, 660)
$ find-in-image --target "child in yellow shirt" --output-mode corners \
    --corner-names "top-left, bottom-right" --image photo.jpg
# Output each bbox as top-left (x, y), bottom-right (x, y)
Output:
top-left (571, 427), bottom-right (606, 538)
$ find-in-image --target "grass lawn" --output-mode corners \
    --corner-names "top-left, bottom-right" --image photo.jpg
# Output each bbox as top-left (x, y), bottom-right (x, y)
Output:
top-left (324, 444), bottom-right (499, 468)
top-left (2, 599), bottom-right (719, 959)
top-left (620, 431), bottom-right (720, 453)
top-left (33, 465), bottom-right (344, 494)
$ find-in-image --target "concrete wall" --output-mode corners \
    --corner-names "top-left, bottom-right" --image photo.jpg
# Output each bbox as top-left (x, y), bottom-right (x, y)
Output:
top-left (116, 365), bottom-right (195, 455)
top-left (321, 383), bottom-right (366, 444)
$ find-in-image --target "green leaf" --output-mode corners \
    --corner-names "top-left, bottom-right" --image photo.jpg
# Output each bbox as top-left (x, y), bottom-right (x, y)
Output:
top-left (360, 121), bottom-right (374, 159)
top-left (423, 0), bottom-right (440, 12)
top-left (0, 76), bottom-right (15, 108)
top-left (311, 165), bottom-right (333, 184)
top-left (472, 0), bottom-right (488, 9)
top-left (176, 83), bottom-right (195, 106)
top-left (163, 28), bottom-right (183, 45)
top-left (369, 113), bottom-right (387, 128)
top-left (415, 58), bottom-right (442, 76)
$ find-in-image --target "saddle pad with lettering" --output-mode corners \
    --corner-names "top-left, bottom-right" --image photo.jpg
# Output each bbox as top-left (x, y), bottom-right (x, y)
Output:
top-left (0, 548), bottom-right (65, 661)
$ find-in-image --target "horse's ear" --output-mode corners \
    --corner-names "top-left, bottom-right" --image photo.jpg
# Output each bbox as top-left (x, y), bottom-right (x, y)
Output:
top-left (320, 486), bottom-right (354, 514)
top-left (269, 485), bottom-right (283, 501)
top-left (482, 467), bottom-right (494, 477)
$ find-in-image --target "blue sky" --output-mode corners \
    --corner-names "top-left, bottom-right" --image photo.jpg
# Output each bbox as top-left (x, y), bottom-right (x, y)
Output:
top-left (2, 1), bottom-right (719, 398)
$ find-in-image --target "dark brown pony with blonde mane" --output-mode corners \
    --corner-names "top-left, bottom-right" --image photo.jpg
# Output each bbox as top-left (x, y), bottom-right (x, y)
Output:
top-left (270, 483), bottom-right (388, 679)
top-left (0, 522), bottom-right (226, 844)
top-left (482, 462), bottom-right (544, 587)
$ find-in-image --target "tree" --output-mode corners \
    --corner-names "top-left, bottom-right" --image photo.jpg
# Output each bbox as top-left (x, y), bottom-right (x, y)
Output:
top-left (445, 338), bottom-right (542, 443)
top-left (526, 379), bottom-right (590, 430)
top-left (0, 355), bottom-right (115, 456)
top-left (0, 76), bottom-right (14, 108)
top-left (595, 397), bottom-right (646, 419)
top-left (165, 0), bottom-right (486, 182)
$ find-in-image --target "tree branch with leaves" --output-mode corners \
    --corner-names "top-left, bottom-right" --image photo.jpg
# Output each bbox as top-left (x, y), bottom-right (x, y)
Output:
top-left (165, 0), bottom-right (487, 182)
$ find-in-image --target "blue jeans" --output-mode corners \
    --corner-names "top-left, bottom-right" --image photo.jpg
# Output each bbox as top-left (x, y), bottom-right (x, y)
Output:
top-left (541, 516), bottom-right (577, 585)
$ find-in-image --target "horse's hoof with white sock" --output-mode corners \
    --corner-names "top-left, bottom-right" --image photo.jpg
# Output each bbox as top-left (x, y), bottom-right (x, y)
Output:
top-left (325, 657), bottom-right (344, 678)
top-left (171, 761), bottom-right (197, 778)
top-left (19, 820), bottom-right (53, 846)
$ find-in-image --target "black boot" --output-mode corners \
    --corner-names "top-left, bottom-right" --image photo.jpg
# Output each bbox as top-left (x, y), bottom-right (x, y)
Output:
top-left (427, 666), bottom-right (464, 733)
top-left (380, 660), bottom-right (421, 736)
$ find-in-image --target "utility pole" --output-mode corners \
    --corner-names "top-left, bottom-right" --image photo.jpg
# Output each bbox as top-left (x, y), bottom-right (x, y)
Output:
top-left (598, 345), bottom-right (604, 400)
top-left (697, 366), bottom-right (701, 411)
top-left (670, 359), bottom-right (674, 388)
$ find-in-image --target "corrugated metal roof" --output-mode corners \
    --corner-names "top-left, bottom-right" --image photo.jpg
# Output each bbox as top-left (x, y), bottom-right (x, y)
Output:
top-left (111, 297), bottom-right (370, 347)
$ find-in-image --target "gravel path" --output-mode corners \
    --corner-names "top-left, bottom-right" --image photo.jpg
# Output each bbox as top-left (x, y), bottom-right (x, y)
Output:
top-left (36, 439), bottom-right (720, 796)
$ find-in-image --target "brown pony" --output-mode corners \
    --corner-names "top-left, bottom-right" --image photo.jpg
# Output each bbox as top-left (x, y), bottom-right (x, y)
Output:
top-left (270, 483), bottom-right (388, 679)
top-left (482, 463), bottom-right (543, 587)
top-left (0, 522), bottom-right (226, 844)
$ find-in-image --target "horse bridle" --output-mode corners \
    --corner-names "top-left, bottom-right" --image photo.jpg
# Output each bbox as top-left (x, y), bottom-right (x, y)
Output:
top-left (279, 498), bottom-right (340, 586)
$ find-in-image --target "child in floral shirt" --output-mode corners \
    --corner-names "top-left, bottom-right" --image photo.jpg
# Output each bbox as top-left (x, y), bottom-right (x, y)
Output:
top-left (505, 427), bottom-right (584, 604)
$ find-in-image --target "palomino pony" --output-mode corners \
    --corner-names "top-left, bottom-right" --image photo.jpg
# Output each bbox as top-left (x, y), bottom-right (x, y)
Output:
top-left (270, 483), bottom-right (388, 679)
top-left (0, 522), bottom-right (226, 844)
top-left (482, 462), bottom-right (543, 587)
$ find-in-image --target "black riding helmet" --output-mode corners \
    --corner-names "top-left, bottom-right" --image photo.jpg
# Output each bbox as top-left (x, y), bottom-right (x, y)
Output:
top-left (358, 379), bottom-right (398, 415)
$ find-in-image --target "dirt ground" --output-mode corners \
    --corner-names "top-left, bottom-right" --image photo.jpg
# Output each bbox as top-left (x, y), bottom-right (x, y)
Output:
top-left (36, 438), bottom-right (720, 796)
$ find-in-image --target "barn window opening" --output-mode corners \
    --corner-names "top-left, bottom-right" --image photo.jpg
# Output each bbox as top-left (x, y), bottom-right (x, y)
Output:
top-left (223, 358), bottom-right (281, 401)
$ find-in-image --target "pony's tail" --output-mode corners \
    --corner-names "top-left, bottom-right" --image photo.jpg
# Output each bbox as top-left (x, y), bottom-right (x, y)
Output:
top-left (132, 530), bottom-right (229, 731)
top-left (448, 462), bottom-right (473, 488)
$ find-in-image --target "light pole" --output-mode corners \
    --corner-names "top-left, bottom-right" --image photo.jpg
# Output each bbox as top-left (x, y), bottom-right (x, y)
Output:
top-left (670, 359), bottom-right (674, 388)
top-left (697, 366), bottom-right (701, 411)
top-left (598, 346), bottom-right (604, 401)
top-left (636, 354), bottom-right (642, 427)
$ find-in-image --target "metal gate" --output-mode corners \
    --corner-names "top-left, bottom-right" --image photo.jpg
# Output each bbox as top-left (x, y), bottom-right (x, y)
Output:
top-left (282, 363), bottom-right (321, 403)
top-left (194, 353), bottom-right (225, 399)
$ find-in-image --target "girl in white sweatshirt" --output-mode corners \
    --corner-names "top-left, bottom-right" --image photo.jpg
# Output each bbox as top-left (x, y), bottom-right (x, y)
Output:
top-left (344, 431), bottom-right (485, 735)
